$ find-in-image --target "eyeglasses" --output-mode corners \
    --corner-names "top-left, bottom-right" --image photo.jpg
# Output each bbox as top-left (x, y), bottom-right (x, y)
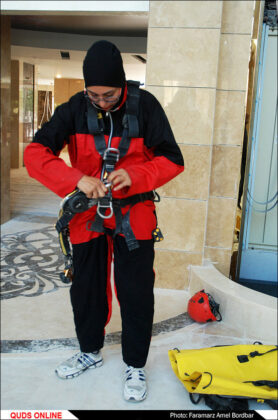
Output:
top-left (86, 89), bottom-right (121, 104)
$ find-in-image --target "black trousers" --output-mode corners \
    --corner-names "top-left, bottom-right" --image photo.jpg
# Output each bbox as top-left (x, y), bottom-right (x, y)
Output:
top-left (70, 235), bottom-right (155, 368)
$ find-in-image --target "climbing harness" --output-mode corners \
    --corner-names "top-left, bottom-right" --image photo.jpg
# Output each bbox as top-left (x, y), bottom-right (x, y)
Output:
top-left (187, 290), bottom-right (222, 323)
top-left (168, 343), bottom-right (278, 410)
top-left (85, 80), bottom-right (163, 251)
top-left (56, 81), bottom-right (163, 283)
top-left (55, 189), bottom-right (161, 282)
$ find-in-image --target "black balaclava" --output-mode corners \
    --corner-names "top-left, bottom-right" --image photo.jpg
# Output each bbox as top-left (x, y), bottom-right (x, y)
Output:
top-left (83, 40), bottom-right (126, 88)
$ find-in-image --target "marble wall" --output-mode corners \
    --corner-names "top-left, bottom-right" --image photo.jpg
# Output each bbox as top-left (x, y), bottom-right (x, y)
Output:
top-left (146, 1), bottom-right (255, 287)
top-left (1, 16), bottom-right (11, 224)
top-left (11, 60), bottom-right (20, 169)
top-left (54, 77), bottom-right (84, 108)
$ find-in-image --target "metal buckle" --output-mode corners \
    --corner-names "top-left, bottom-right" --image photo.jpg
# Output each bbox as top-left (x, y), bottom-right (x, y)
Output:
top-left (103, 147), bottom-right (120, 162)
top-left (97, 199), bottom-right (114, 219)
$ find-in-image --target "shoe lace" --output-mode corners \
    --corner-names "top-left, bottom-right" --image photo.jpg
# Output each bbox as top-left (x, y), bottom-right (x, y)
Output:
top-left (69, 352), bottom-right (82, 363)
top-left (68, 352), bottom-right (95, 368)
top-left (125, 366), bottom-right (146, 386)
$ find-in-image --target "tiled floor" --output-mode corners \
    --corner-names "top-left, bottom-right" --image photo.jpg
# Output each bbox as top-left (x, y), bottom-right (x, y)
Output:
top-left (0, 168), bottom-right (274, 412)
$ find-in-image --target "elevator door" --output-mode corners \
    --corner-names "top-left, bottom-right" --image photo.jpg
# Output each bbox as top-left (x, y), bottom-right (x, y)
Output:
top-left (239, 26), bottom-right (277, 286)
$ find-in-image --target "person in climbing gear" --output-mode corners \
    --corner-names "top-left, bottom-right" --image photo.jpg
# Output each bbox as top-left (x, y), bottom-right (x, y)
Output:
top-left (24, 40), bottom-right (184, 402)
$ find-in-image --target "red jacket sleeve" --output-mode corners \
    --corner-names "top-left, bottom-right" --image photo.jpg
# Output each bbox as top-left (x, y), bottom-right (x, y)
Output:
top-left (24, 143), bottom-right (84, 198)
top-left (123, 90), bottom-right (184, 195)
top-left (126, 155), bottom-right (183, 195)
top-left (24, 100), bottom-right (84, 198)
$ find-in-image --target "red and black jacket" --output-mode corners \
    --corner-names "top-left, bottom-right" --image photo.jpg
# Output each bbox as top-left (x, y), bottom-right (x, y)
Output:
top-left (24, 83), bottom-right (184, 244)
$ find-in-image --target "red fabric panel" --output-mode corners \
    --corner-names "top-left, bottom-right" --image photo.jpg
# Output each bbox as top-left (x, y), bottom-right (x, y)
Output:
top-left (24, 143), bottom-right (83, 198)
top-left (104, 235), bottom-right (113, 330)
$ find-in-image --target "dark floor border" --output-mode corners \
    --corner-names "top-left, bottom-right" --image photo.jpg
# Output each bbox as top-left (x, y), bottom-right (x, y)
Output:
top-left (1, 312), bottom-right (193, 353)
top-left (238, 279), bottom-right (277, 298)
top-left (11, 213), bottom-right (57, 224)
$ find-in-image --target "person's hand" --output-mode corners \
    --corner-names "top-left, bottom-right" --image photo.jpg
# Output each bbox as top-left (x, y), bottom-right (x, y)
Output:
top-left (77, 175), bottom-right (107, 198)
top-left (107, 169), bottom-right (132, 191)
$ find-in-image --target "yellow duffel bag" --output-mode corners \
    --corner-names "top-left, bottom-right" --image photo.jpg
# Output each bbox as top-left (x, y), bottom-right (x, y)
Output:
top-left (169, 343), bottom-right (277, 410)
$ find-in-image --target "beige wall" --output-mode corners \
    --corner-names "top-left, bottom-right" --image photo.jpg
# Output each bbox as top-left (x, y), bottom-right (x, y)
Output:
top-left (146, 1), bottom-right (255, 287)
top-left (54, 78), bottom-right (84, 108)
top-left (1, 16), bottom-right (11, 224)
top-left (11, 60), bottom-right (20, 169)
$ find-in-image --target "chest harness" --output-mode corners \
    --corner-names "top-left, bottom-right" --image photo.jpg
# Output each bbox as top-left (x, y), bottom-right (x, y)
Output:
top-left (56, 81), bottom-right (163, 283)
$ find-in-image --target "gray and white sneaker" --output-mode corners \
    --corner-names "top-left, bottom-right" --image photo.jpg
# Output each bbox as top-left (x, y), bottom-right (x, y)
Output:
top-left (55, 351), bottom-right (103, 379)
top-left (123, 366), bottom-right (147, 402)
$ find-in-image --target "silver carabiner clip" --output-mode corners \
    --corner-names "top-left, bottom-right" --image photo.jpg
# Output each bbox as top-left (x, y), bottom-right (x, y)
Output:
top-left (96, 201), bottom-right (114, 219)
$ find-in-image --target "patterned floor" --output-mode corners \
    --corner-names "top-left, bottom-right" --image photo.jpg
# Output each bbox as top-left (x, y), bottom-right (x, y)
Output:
top-left (1, 211), bottom-right (193, 353)
top-left (1, 225), bottom-right (65, 300)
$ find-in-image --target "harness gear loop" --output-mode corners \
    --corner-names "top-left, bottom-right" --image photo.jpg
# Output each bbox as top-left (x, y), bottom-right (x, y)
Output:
top-left (55, 189), bottom-right (98, 282)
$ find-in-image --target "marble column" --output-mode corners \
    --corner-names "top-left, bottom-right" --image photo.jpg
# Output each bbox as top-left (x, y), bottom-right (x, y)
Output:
top-left (146, 1), bottom-right (223, 288)
top-left (11, 60), bottom-right (20, 169)
top-left (205, 1), bottom-right (255, 276)
top-left (1, 16), bottom-right (11, 224)
top-left (145, 1), bottom-right (255, 288)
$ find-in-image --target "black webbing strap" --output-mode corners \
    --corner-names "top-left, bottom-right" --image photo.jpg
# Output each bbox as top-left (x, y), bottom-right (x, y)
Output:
top-left (207, 293), bottom-right (222, 321)
top-left (249, 346), bottom-right (278, 358)
top-left (243, 380), bottom-right (278, 388)
top-left (87, 104), bottom-right (107, 156)
top-left (238, 346), bottom-right (278, 363)
top-left (119, 81), bottom-right (140, 157)
top-left (87, 191), bottom-right (155, 251)
top-left (118, 126), bottom-right (130, 158)
top-left (88, 207), bottom-right (139, 251)
top-left (86, 104), bottom-right (99, 133)
top-left (85, 81), bottom-right (142, 250)
top-left (125, 80), bottom-right (140, 138)
top-left (55, 211), bottom-right (75, 258)
top-left (121, 210), bottom-right (138, 251)
top-left (190, 393), bottom-right (250, 410)
top-left (204, 395), bottom-right (249, 411)
top-left (86, 80), bottom-right (141, 158)
top-left (112, 191), bottom-right (155, 208)
top-left (87, 207), bottom-right (138, 251)
top-left (113, 206), bottom-right (123, 236)
top-left (189, 393), bottom-right (202, 405)
top-left (190, 393), bottom-right (278, 411)
top-left (56, 212), bottom-right (74, 235)
top-left (87, 212), bottom-right (106, 234)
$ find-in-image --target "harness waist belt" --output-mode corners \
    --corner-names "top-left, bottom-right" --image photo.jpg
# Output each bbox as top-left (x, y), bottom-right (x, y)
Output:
top-left (111, 191), bottom-right (155, 208)
top-left (87, 191), bottom-right (156, 251)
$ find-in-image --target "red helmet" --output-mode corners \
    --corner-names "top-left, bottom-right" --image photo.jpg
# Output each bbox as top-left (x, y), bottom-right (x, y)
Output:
top-left (187, 290), bottom-right (222, 323)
